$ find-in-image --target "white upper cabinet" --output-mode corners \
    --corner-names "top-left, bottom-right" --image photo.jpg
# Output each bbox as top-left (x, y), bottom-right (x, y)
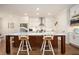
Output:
top-left (70, 5), bottom-right (79, 19)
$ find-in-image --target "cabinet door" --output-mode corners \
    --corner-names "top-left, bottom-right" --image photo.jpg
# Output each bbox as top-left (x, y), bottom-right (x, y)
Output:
top-left (29, 36), bottom-right (43, 48)
top-left (69, 33), bottom-right (75, 44)
top-left (74, 35), bottom-right (79, 46)
top-left (70, 5), bottom-right (79, 18)
top-left (69, 33), bottom-right (79, 46)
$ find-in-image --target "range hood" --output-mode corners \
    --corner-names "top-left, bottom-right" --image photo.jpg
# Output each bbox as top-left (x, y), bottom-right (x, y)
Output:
top-left (39, 17), bottom-right (45, 26)
top-left (38, 17), bottom-right (45, 32)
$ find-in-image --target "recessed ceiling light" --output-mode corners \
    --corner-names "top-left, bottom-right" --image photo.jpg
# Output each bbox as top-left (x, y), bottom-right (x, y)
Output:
top-left (48, 13), bottom-right (51, 15)
top-left (36, 13), bottom-right (39, 15)
top-left (36, 8), bottom-right (39, 11)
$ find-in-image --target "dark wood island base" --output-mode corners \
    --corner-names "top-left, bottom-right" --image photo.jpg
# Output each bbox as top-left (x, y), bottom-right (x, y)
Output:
top-left (6, 35), bottom-right (65, 55)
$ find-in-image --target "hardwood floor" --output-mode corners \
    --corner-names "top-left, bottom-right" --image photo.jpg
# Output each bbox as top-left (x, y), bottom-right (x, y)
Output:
top-left (0, 39), bottom-right (79, 55)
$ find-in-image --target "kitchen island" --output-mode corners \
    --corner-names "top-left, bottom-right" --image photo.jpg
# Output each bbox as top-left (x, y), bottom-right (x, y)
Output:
top-left (5, 32), bottom-right (66, 55)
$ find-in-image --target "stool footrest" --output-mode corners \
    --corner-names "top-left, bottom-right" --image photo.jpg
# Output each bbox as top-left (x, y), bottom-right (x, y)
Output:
top-left (20, 50), bottom-right (28, 51)
top-left (44, 50), bottom-right (52, 51)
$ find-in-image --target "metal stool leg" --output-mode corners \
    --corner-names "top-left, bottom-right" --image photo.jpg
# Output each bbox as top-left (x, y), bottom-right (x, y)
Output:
top-left (42, 40), bottom-right (46, 55)
top-left (27, 40), bottom-right (32, 51)
top-left (40, 40), bottom-right (44, 51)
top-left (17, 41), bottom-right (23, 55)
top-left (21, 40), bottom-right (24, 51)
top-left (48, 40), bottom-right (55, 55)
top-left (26, 41), bottom-right (29, 55)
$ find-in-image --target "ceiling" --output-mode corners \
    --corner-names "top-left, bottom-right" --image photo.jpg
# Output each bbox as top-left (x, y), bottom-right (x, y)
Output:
top-left (0, 4), bottom-right (73, 17)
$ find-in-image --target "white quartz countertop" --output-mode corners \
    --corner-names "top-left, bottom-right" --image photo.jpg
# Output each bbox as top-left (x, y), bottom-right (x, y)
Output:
top-left (5, 32), bottom-right (66, 36)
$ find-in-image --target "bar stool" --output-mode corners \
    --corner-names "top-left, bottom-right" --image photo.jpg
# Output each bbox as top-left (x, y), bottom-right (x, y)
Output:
top-left (40, 35), bottom-right (55, 55)
top-left (17, 35), bottom-right (32, 55)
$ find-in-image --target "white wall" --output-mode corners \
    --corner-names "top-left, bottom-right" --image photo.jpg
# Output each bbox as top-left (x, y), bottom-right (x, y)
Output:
top-left (56, 9), bottom-right (68, 33)
top-left (19, 16), bottom-right (29, 23)
top-left (45, 17), bottom-right (56, 32)
top-left (55, 8), bottom-right (70, 44)
top-left (0, 12), bottom-right (20, 34)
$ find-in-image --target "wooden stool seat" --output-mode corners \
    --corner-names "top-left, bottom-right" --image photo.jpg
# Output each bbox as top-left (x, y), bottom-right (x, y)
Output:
top-left (20, 37), bottom-right (29, 40)
top-left (43, 37), bottom-right (52, 40)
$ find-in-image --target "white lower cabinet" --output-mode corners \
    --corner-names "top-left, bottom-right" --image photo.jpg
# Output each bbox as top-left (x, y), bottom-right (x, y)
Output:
top-left (69, 33), bottom-right (79, 47)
